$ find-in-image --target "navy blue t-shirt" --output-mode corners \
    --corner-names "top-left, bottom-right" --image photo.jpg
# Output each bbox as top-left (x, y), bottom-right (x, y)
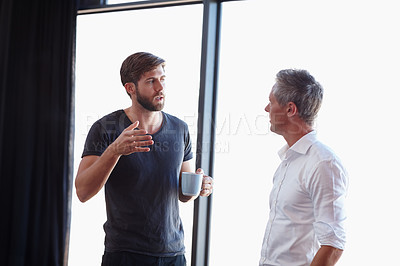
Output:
top-left (82, 110), bottom-right (193, 256)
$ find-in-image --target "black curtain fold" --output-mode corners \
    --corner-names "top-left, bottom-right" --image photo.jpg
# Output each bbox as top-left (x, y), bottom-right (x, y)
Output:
top-left (0, 0), bottom-right (77, 265)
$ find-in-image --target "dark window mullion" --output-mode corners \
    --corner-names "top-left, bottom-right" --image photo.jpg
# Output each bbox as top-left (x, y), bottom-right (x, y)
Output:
top-left (191, 0), bottom-right (221, 265)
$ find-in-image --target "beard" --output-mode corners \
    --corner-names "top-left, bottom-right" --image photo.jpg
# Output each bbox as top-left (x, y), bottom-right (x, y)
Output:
top-left (136, 88), bottom-right (165, 111)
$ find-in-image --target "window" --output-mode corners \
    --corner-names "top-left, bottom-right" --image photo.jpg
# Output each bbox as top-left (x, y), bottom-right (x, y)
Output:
top-left (210, 0), bottom-right (400, 265)
top-left (70, 5), bottom-right (202, 265)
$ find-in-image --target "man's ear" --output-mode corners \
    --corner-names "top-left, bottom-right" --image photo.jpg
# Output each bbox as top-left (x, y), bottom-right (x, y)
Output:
top-left (124, 82), bottom-right (136, 98)
top-left (287, 102), bottom-right (298, 118)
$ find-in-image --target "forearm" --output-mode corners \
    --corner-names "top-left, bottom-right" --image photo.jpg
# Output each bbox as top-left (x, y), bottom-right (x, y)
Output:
top-left (310, 245), bottom-right (343, 266)
top-left (75, 146), bottom-right (120, 202)
top-left (179, 189), bottom-right (197, 202)
top-left (76, 121), bottom-right (154, 202)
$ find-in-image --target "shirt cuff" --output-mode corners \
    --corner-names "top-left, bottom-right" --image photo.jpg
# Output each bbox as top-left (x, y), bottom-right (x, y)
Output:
top-left (313, 220), bottom-right (346, 250)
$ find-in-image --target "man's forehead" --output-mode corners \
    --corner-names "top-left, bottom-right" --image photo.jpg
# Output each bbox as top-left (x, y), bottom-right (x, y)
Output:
top-left (142, 65), bottom-right (165, 77)
top-left (269, 84), bottom-right (277, 97)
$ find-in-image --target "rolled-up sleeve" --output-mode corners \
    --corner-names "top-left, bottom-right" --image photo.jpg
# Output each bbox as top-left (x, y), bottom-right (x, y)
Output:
top-left (309, 158), bottom-right (348, 250)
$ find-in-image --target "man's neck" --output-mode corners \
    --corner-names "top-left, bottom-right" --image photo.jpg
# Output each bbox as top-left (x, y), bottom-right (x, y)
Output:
top-left (283, 124), bottom-right (313, 147)
top-left (124, 106), bottom-right (163, 134)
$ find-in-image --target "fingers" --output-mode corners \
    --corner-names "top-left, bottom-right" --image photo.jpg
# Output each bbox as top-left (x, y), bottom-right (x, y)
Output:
top-left (200, 173), bottom-right (213, 197)
top-left (132, 134), bottom-right (153, 142)
top-left (124, 121), bottom-right (146, 136)
top-left (129, 140), bottom-right (153, 151)
top-left (127, 134), bottom-right (154, 153)
top-left (194, 168), bottom-right (214, 197)
top-left (124, 121), bottom-right (153, 145)
top-left (130, 146), bottom-right (151, 153)
top-left (125, 120), bottom-right (140, 131)
top-left (113, 121), bottom-right (154, 155)
top-left (196, 168), bottom-right (204, 175)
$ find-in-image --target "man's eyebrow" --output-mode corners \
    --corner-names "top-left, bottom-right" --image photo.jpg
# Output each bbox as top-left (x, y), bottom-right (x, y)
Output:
top-left (146, 75), bottom-right (166, 80)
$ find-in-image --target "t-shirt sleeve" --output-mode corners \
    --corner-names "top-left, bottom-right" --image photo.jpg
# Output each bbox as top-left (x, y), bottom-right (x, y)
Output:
top-left (183, 123), bottom-right (193, 162)
top-left (82, 121), bottom-right (110, 157)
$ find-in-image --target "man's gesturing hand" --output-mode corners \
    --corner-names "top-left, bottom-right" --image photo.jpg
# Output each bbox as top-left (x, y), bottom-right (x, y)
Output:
top-left (110, 121), bottom-right (154, 156)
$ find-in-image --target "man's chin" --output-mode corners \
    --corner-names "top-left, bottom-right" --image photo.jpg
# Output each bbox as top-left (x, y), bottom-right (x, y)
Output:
top-left (154, 102), bottom-right (164, 111)
top-left (270, 125), bottom-right (281, 135)
top-left (139, 101), bottom-right (164, 112)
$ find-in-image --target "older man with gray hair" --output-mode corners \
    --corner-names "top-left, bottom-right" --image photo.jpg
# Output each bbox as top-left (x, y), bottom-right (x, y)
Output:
top-left (260, 69), bottom-right (348, 266)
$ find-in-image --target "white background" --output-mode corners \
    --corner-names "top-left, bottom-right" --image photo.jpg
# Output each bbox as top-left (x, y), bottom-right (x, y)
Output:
top-left (210, 1), bottom-right (400, 265)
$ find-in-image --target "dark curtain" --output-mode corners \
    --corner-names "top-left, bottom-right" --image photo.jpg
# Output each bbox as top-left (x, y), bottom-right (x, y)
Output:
top-left (0, 0), bottom-right (77, 265)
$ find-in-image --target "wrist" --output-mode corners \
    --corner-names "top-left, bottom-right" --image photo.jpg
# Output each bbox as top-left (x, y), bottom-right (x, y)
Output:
top-left (106, 142), bottom-right (123, 159)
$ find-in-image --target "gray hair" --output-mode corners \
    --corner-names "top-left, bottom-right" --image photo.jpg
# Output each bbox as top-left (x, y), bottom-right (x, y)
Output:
top-left (273, 69), bottom-right (323, 126)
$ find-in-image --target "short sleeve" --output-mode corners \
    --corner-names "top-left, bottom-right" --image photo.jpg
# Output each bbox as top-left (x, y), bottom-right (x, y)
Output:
top-left (309, 159), bottom-right (349, 250)
top-left (82, 121), bottom-right (110, 157)
top-left (183, 123), bottom-right (193, 162)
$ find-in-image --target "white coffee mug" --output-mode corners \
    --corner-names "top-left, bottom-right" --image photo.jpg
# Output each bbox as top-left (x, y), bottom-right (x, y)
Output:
top-left (181, 172), bottom-right (203, 196)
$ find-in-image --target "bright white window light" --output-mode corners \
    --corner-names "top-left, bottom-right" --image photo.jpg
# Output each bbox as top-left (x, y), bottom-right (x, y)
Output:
top-left (210, 0), bottom-right (400, 265)
top-left (70, 5), bottom-right (202, 266)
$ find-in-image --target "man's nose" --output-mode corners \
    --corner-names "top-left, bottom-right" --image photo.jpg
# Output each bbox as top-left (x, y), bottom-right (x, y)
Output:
top-left (154, 80), bottom-right (164, 92)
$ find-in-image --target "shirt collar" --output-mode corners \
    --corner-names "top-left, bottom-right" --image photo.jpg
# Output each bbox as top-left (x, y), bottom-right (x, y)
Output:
top-left (278, 131), bottom-right (318, 160)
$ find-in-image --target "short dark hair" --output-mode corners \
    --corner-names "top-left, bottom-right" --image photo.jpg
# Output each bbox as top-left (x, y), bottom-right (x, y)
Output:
top-left (120, 52), bottom-right (165, 86)
top-left (273, 69), bottom-right (323, 126)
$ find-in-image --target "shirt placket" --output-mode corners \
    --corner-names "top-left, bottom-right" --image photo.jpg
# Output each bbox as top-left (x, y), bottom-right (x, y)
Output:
top-left (264, 157), bottom-right (290, 255)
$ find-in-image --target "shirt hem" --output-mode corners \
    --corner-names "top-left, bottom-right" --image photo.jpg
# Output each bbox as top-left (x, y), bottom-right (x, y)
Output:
top-left (104, 247), bottom-right (185, 258)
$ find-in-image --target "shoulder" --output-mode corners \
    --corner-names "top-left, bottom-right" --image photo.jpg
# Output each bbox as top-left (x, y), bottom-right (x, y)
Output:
top-left (308, 140), bottom-right (347, 174)
top-left (86, 110), bottom-right (127, 140)
top-left (302, 140), bottom-right (348, 192)
top-left (311, 140), bottom-right (336, 159)
top-left (92, 110), bottom-right (126, 130)
top-left (97, 109), bottom-right (125, 123)
top-left (163, 112), bottom-right (189, 129)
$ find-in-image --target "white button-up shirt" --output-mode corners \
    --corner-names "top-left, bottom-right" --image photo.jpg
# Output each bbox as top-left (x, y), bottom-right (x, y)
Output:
top-left (260, 131), bottom-right (348, 266)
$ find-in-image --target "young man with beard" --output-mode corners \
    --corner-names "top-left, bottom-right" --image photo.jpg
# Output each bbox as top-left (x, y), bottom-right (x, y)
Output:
top-left (75, 52), bottom-right (213, 266)
top-left (260, 69), bottom-right (348, 266)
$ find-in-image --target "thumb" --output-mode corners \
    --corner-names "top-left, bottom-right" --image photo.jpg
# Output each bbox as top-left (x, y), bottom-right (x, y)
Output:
top-left (125, 121), bottom-right (139, 131)
top-left (196, 168), bottom-right (204, 175)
